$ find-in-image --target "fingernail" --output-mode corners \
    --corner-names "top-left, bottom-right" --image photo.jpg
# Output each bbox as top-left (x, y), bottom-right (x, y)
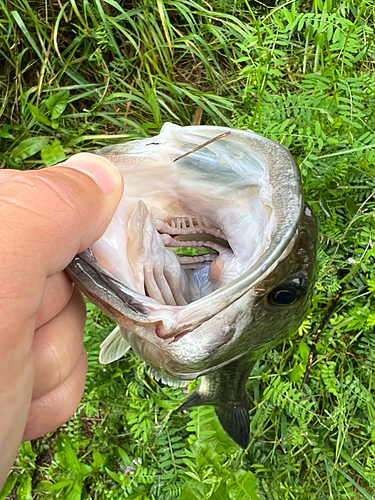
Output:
top-left (59, 153), bottom-right (122, 194)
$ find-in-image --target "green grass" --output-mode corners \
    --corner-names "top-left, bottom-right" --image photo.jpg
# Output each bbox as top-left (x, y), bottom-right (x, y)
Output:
top-left (1, 0), bottom-right (375, 498)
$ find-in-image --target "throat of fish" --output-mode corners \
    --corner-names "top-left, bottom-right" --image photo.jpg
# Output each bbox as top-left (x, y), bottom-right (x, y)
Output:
top-left (151, 214), bottom-right (233, 306)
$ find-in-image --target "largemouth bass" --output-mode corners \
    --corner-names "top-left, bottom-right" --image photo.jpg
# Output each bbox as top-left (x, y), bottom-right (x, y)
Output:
top-left (66, 123), bottom-right (317, 448)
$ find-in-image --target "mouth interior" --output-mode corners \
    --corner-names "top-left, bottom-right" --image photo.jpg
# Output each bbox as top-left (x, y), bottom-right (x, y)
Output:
top-left (93, 194), bottom-right (273, 309)
top-left (91, 127), bottom-right (275, 311)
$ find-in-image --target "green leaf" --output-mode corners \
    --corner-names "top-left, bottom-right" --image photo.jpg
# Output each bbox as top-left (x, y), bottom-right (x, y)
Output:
top-left (39, 479), bottom-right (72, 493)
top-left (117, 447), bottom-right (132, 466)
top-left (45, 91), bottom-right (70, 120)
top-left (11, 137), bottom-right (49, 161)
top-left (333, 460), bottom-right (374, 500)
top-left (20, 441), bottom-right (37, 461)
top-left (11, 11), bottom-right (43, 63)
top-left (145, 83), bottom-right (161, 127)
top-left (290, 364), bottom-right (304, 383)
top-left (92, 451), bottom-right (106, 469)
top-left (0, 152), bottom-right (22, 168)
top-left (180, 481), bottom-right (211, 500)
top-left (72, 438), bottom-right (90, 450)
top-left (318, 191), bottom-right (332, 218)
top-left (150, 393), bottom-right (179, 409)
top-left (65, 492), bottom-right (82, 500)
top-left (0, 472), bottom-right (18, 500)
top-left (105, 467), bottom-right (123, 485)
top-left (0, 131), bottom-right (15, 139)
top-left (299, 340), bottom-right (310, 364)
top-left (232, 470), bottom-right (262, 500)
top-left (65, 480), bottom-right (83, 500)
top-left (16, 475), bottom-right (32, 500)
top-left (340, 450), bottom-right (375, 487)
top-left (345, 194), bottom-right (357, 217)
top-left (27, 103), bottom-right (51, 126)
top-left (41, 140), bottom-right (66, 166)
top-left (80, 463), bottom-right (92, 476)
top-left (314, 121), bottom-right (321, 137)
top-left (33, 480), bottom-right (55, 493)
top-left (55, 435), bottom-right (81, 474)
top-left (211, 483), bottom-right (231, 500)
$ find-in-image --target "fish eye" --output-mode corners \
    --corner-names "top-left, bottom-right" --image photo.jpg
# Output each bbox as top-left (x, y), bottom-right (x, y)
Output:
top-left (268, 275), bottom-right (307, 307)
top-left (272, 290), bottom-right (297, 305)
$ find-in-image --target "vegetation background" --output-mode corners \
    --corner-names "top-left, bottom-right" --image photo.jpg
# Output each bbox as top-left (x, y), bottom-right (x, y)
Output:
top-left (1, 0), bottom-right (375, 498)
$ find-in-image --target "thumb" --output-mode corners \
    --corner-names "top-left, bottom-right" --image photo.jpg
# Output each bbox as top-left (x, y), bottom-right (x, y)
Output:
top-left (0, 152), bottom-right (123, 322)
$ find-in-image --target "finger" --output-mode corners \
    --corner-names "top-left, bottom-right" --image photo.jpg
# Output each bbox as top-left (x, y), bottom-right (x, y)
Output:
top-left (36, 272), bottom-right (74, 329)
top-left (0, 154), bottom-right (121, 486)
top-left (32, 288), bottom-right (86, 399)
top-left (23, 349), bottom-right (88, 442)
top-left (0, 356), bottom-right (32, 489)
top-left (1, 153), bottom-right (123, 299)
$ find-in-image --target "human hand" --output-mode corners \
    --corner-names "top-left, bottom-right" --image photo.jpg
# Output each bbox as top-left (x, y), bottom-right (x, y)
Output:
top-left (0, 154), bottom-right (123, 488)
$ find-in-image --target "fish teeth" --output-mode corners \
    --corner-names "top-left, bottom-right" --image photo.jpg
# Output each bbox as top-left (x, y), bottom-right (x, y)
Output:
top-left (153, 216), bottom-right (226, 240)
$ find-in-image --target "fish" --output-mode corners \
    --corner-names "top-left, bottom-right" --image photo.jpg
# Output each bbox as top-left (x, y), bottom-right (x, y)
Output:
top-left (66, 123), bottom-right (317, 449)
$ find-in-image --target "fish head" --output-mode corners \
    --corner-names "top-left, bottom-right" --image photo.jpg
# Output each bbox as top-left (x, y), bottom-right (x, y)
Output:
top-left (67, 123), bottom-right (317, 381)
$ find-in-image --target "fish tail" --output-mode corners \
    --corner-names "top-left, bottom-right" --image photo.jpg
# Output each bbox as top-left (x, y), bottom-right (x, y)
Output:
top-left (214, 400), bottom-right (250, 449)
top-left (173, 389), bottom-right (250, 449)
top-left (173, 359), bottom-right (254, 449)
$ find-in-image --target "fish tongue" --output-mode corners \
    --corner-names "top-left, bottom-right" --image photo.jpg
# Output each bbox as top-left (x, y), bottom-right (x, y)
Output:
top-left (127, 200), bottom-right (189, 306)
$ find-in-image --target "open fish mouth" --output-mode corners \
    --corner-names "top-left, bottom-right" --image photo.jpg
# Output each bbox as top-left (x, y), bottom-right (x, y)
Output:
top-left (89, 123), bottom-right (276, 318)
top-left (146, 213), bottom-right (228, 305)
top-left (67, 123), bottom-right (309, 378)
top-left (124, 203), bottom-right (230, 308)
top-left (105, 178), bottom-right (273, 316)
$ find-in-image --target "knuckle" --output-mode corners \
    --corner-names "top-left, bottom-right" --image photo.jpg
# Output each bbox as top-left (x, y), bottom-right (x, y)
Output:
top-left (1, 170), bottom-right (91, 248)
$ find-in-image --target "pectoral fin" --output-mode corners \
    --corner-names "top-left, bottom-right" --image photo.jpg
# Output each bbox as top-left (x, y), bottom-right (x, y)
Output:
top-left (99, 325), bottom-right (131, 364)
